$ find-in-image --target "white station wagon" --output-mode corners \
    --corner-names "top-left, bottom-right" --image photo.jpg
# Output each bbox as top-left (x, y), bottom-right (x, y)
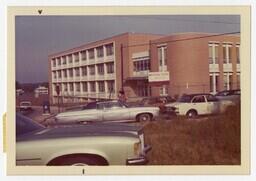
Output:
top-left (55, 100), bottom-right (160, 124)
top-left (165, 94), bottom-right (235, 118)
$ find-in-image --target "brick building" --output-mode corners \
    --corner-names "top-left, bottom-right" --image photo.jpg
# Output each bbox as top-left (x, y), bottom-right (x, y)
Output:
top-left (48, 32), bottom-right (240, 104)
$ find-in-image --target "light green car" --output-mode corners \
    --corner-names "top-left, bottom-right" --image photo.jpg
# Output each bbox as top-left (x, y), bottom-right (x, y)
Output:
top-left (16, 114), bottom-right (151, 166)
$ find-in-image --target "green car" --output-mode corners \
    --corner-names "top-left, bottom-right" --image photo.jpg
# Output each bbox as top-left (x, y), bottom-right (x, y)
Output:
top-left (16, 114), bottom-right (151, 166)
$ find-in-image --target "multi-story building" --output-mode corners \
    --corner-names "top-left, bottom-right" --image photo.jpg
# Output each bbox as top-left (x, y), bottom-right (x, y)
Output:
top-left (48, 32), bottom-right (163, 104)
top-left (48, 32), bottom-right (240, 104)
top-left (150, 33), bottom-right (240, 97)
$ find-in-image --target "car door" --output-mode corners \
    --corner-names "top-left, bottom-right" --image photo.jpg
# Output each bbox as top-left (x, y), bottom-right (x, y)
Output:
top-left (102, 102), bottom-right (130, 121)
top-left (191, 95), bottom-right (208, 115)
top-left (205, 95), bottom-right (219, 114)
top-left (76, 102), bottom-right (103, 122)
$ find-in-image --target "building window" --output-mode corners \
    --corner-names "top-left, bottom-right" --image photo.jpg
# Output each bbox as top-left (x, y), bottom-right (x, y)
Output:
top-left (74, 53), bottom-right (79, 62)
top-left (57, 58), bottom-right (61, 65)
top-left (237, 74), bottom-right (240, 88)
top-left (133, 59), bottom-right (150, 72)
top-left (208, 43), bottom-right (219, 64)
top-left (69, 83), bottom-right (74, 91)
top-left (89, 65), bottom-right (95, 75)
top-left (81, 66), bottom-right (87, 76)
top-left (90, 82), bottom-right (96, 92)
top-left (62, 57), bottom-right (66, 65)
top-left (63, 70), bottom-right (67, 78)
top-left (209, 73), bottom-right (219, 93)
top-left (75, 83), bottom-right (80, 92)
top-left (52, 59), bottom-right (56, 67)
top-left (98, 81), bottom-right (105, 92)
top-left (223, 44), bottom-right (232, 64)
top-left (68, 69), bottom-right (73, 77)
top-left (81, 51), bottom-right (87, 61)
top-left (64, 83), bottom-right (68, 91)
top-left (224, 73), bottom-right (233, 90)
top-left (158, 46), bottom-right (167, 70)
top-left (82, 82), bottom-right (88, 92)
top-left (75, 68), bottom-right (80, 77)
top-left (88, 49), bottom-right (95, 59)
top-left (53, 72), bottom-right (57, 79)
top-left (106, 43), bottom-right (114, 56)
top-left (107, 80), bottom-right (115, 93)
top-left (106, 62), bottom-right (114, 73)
top-left (236, 44), bottom-right (240, 64)
top-left (159, 85), bottom-right (168, 96)
top-left (137, 85), bottom-right (151, 97)
top-left (97, 46), bottom-right (104, 58)
top-left (97, 64), bottom-right (104, 75)
top-left (58, 71), bottom-right (62, 78)
top-left (68, 55), bottom-right (72, 64)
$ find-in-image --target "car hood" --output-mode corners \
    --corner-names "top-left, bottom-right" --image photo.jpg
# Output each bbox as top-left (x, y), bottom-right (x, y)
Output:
top-left (17, 123), bottom-right (143, 142)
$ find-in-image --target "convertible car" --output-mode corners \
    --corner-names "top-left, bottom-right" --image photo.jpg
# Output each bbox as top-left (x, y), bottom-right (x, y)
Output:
top-left (16, 113), bottom-right (151, 166)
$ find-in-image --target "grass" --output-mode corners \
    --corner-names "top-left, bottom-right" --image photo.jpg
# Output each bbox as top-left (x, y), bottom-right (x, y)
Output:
top-left (144, 105), bottom-right (241, 165)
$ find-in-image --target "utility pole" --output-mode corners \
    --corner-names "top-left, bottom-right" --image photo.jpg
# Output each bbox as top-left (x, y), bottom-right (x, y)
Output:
top-left (56, 84), bottom-right (60, 113)
top-left (120, 44), bottom-right (124, 91)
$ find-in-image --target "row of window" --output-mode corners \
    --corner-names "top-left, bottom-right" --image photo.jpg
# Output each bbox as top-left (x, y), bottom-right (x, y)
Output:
top-left (209, 73), bottom-right (240, 93)
top-left (133, 59), bottom-right (150, 72)
top-left (53, 81), bottom-right (115, 93)
top-left (208, 43), bottom-right (240, 64)
top-left (52, 63), bottom-right (115, 79)
top-left (52, 43), bottom-right (114, 67)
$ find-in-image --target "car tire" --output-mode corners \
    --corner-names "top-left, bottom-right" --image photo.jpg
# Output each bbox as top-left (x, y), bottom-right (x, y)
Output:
top-left (48, 155), bottom-right (108, 166)
top-left (137, 113), bottom-right (152, 122)
top-left (186, 110), bottom-right (197, 119)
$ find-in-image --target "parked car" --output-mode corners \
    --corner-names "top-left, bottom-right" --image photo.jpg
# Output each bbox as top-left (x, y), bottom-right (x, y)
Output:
top-left (19, 101), bottom-right (33, 114)
top-left (55, 100), bottom-right (160, 124)
top-left (165, 93), bottom-right (235, 118)
top-left (215, 89), bottom-right (240, 104)
top-left (16, 113), bottom-right (151, 166)
top-left (140, 96), bottom-right (176, 113)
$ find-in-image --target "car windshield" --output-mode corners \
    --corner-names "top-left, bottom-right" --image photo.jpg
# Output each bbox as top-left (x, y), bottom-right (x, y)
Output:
top-left (20, 102), bottom-right (31, 106)
top-left (177, 95), bottom-right (193, 103)
top-left (16, 113), bottom-right (44, 137)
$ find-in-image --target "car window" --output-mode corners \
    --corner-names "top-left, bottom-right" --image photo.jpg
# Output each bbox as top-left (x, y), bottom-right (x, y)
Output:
top-left (16, 114), bottom-right (44, 137)
top-left (192, 96), bottom-right (205, 103)
top-left (83, 102), bottom-right (97, 110)
top-left (96, 103), bottom-right (105, 110)
top-left (177, 95), bottom-right (193, 103)
top-left (206, 95), bottom-right (219, 102)
top-left (104, 102), bottom-right (123, 109)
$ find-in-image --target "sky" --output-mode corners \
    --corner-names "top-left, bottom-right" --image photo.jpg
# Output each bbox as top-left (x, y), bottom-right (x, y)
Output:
top-left (15, 15), bottom-right (240, 83)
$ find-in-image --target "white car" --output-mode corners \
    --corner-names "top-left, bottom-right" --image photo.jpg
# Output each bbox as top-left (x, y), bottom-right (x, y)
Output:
top-left (165, 94), bottom-right (235, 118)
top-left (55, 100), bottom-right (160, 124)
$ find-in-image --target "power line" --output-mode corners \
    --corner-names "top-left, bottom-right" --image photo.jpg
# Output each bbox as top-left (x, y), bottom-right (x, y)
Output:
top-left (122, 31), bottom-right (240, 48)
top-left (114, 16), bottom-right (240, 25)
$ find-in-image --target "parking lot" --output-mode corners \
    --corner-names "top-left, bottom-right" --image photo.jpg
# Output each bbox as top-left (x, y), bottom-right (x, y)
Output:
top-left (23, 104), bottom-right (240, 165)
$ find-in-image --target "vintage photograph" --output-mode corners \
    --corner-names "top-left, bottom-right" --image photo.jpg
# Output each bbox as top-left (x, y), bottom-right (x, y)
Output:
top-left (8, 6), bottom-right (250, 175)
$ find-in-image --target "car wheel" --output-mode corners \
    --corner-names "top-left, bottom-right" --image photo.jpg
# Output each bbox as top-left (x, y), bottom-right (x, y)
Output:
top-left (138, 113), bottom-right (152, 122)
top-left (48, 155), bottom-right (108, 166)
top-left (186, 110), bottom-right (197, 118)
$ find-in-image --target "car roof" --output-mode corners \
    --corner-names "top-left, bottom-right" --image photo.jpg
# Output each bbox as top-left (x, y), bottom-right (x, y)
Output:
top-left (182, 93), bottom-right (212, 96)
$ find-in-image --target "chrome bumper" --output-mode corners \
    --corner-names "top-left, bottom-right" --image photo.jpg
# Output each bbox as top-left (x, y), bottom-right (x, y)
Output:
top-left (126, 145), bottom-right (152, 165)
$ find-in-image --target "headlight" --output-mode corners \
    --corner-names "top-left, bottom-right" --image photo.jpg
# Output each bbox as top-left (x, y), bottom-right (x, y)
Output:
top-left (134, 141), bottom-right (142, 156)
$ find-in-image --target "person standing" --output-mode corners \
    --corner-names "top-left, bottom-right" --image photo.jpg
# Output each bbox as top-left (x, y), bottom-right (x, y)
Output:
top-left (118, 90), bottom-right (127, 103)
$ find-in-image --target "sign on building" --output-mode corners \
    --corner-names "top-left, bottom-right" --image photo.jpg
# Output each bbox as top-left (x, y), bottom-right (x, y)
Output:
top-left (148, 72), bottom-right (170, 82)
